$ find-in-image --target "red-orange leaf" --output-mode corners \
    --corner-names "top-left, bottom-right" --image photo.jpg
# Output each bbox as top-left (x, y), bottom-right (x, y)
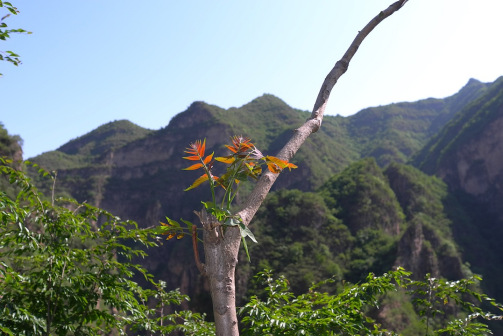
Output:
top-left (203, 152), bottom-right (214, 164)
top-left (165, 233), bottom-right (176, 240)
top-left (184, 174), bottom-right (209, 191)
top-left (183, 163), bottom-right (203, 170)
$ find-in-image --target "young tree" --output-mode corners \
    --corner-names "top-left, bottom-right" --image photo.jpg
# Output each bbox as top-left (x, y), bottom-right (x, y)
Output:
top-left (183, 1), bottom-right (410, 335)
top-left (0, 159), bottom-right (216, 335)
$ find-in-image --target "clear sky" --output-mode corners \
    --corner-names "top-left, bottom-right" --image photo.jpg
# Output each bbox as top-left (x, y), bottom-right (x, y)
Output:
top-left (1, 1), bottom-right (502, 159)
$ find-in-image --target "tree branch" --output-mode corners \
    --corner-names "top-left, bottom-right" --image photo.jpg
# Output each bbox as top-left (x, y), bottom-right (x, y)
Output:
top-left (237, 0), bottom-right (409, 226)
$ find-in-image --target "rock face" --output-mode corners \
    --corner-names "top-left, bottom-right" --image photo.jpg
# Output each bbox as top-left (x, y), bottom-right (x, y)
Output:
top-left (384, 163), bottom-right (464, 280)
top-left (415, 76), bottom-right (503, 219)
top-left (439, 115), bottom-right (503, 217)
top-left (414, 76), bottom-right (503, 301)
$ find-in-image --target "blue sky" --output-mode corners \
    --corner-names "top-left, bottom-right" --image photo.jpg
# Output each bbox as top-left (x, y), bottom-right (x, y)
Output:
top-left (2, 1), bottom-right (503, 159)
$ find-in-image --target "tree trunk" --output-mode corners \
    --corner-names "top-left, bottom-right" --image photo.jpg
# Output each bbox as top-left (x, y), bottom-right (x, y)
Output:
top-left (197, 208), bottom-right (241, 336)
top-left (199, 1), bottom-right (410, 335)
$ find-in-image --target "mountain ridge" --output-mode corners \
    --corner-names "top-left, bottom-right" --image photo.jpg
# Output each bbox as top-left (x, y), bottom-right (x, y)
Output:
top-left (16, 76), bottom-right (503, 330)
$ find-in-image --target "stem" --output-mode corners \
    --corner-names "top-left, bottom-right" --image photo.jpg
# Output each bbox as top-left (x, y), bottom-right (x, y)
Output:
top-left (228, 182), bottom-right (242, 206)
top-left (199, 155), bottom-right (216, 205)
top-left (192, 225), bottom-right (205, 275)
top-left (221, 156), bottom-right (250, 210)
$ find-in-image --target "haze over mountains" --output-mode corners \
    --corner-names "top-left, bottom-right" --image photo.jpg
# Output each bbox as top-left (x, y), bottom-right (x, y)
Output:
top-left (3, 76), bottom-right (503, 333)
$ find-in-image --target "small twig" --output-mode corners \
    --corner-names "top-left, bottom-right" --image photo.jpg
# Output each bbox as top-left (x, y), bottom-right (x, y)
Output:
top-left (51, 171), bottom-right (57, 207)
top-left (192, 225), bottom-right (206, 276)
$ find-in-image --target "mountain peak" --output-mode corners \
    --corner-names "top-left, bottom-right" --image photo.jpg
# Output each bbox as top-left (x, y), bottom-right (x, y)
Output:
top-left (243, 94), bottom-right (290, 110)
top-left (57, 120), bottom-right (152, 157)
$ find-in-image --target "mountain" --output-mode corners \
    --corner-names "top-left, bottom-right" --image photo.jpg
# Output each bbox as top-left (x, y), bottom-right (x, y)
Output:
top-left (414, 76), bottom-right (503, 217)
top-left (29, 78), bottom-right (491, 206)
top-left (413, 76), bottom-right (503, 303)
top-left (20, 77), bottom-right (503, 325)
top-left (346, 77), bottom-right (489, 165)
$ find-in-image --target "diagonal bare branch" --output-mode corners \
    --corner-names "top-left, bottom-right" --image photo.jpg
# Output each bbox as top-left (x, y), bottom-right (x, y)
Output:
top-left (236, 0), bottom-right (409, 226)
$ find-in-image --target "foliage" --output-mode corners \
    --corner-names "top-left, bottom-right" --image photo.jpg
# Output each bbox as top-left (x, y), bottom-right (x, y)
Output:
top-left (320, 158), bottom-right (405, 235)
top-left (241, 189), bottom-right (349, 298)
top-left (243, 161), bottom-right (466, 298)
top-left (0, 123), bottom-right (22, 160)
top-left (240, 268), bottom-right (503, 336)
top-left (161, 136), bottom-right (296, 260)
top-left (0, 158), bottom-right (214, 335)
top-left (410, 274), bottom-right (503, 335)
top-left (0, 1), bottom-right (31, 76)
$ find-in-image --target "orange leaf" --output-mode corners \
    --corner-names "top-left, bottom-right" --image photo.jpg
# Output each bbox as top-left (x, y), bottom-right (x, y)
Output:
top-left (177, 233), bottom-right (185, 239)
top-left (166, 233), bottom-right (176, 240)
top-left (199, 139), bottom-right (206, 157)
top-left (183, 163), bottom-right (203, 170)
top-left (203, 152), bottom-right (214, 164)
top-left (265, 155), bottom-right (289, 168)
top-left (225, 145), bottom-right (238, 153)
top-left (183, 155), bottom-right (200, 161)
top-left (184, 174), bottom-right (209, 191)
top-left (284, 162), bottom-right (298, 170)
top-left (267, 162), bottom-right (281, 174)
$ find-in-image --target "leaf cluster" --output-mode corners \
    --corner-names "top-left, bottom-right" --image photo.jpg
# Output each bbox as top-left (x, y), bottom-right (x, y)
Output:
top-left (0, 1), bottom-right (31, 76)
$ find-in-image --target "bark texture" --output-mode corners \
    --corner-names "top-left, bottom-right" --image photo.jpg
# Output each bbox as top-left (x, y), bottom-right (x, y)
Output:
top-left (196, 208), bottom-right (241, 336)
top-left (199, 1), bottom-right (409, 335)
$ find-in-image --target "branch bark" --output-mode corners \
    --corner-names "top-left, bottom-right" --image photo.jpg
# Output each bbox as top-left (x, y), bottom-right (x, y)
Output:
top-left (201, 1), bottom-right (409, 335)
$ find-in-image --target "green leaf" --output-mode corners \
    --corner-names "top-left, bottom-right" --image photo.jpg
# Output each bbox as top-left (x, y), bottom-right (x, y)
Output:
top-left (165, 216), bottom-right (181, 228)
top-left (180, 218), bottom-right (193, 231)
top-left (241, 236), bottom-right (251, 262)
top-left (238, 222), bottom-right (257, 243)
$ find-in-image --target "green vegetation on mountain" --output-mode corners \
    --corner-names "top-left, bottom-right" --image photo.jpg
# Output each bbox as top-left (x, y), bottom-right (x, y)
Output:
top-left (26, 78), bottom-right (491, 200)
top-left (32, 120), bottom-right (153, 171)
top-left (0, 122), bottom-right (22, 161)
top-left (0, 123), bottom-right (23, 196)
top-left (242, 159), bottom-right (463, 293)
top-left (6, 76), bottom-right (502, 334)
top-left (414, 76), bottom-right (503, 174)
